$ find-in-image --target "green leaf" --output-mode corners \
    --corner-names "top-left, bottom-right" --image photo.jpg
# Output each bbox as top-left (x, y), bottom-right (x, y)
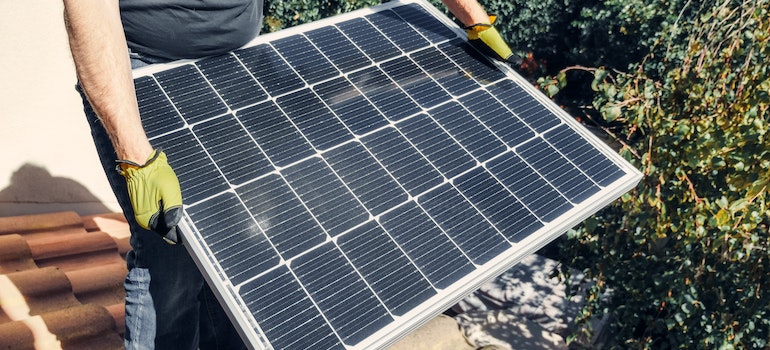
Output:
top-left (666, 318), bottom-right (676, 330)
top-left (715, 209), bottom-right (730, 226)
top-left (729, 199), bottom-right (748, 214)
top-left (716, 197), bottom-right (729, 209)
top-left (557, 71), bottom-right (567, 88)
top-left (546, 84), bottom-right (560, 97)
top-left (591, 68), bottom-right (608, 91)
top-left (584, 216), bottom-right (599, 232)
top-left (602, 105), bottom-right (622, 122)
top-left (681, 303), bottom-right (692, 315)
top-left (746, 177), bottom-right (769, 198)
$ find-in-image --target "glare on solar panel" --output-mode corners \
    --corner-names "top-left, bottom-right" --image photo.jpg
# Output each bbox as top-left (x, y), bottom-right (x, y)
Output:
top-left (132, 1), bottom-right (642, 349)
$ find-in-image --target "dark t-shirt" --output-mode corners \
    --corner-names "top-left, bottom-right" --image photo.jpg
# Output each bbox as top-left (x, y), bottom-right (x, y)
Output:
top-left (120, 0), bottom-right (263, 60)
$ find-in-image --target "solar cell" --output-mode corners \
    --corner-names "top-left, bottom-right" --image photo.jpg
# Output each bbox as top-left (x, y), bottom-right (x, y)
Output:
top-left (380, 56), bottom-right (451, 109)
top-left (337, 221), bottom-right (436, 314)
top-left (398, 113), bottom-right (477, 179)
top-left (236, 100), bottom-right (316, 167)
top-left (313, 77), bottom-right (389, 135)
top-left (360, 127), bottom-right (444, 196)
top-left (235, 44), bottom-right (305, 97)
top-left (418, 184), bottom-right (511, 264)
top-left (132, 1), bottom-right (641, 349)
top-left (153, 64), bottom-right (228, 124)
top-left (410, 47), bottom-right (479, 97)
top-left (305, 26), bottom-right (371, 73)
top-left (133, 76), bottom-right (185, 139)
top-left (348, 66), bottom-right (422, 122)
top-left (281, 157), bottom-right (369, 237)
top-left (195, 53), bottom-right (268, 110)
top-left (192, 115), bottom-right (272, 185)
top-left (336, 18), bottom-right (400, 61)
top-left (272, 34), bottom-right (340, 84)
top-left (276, 89), bottom-right (353, 150)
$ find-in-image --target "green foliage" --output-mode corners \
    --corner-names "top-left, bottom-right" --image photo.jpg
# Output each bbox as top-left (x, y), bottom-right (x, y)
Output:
top-left (563, 1), bottom-right (770, 348)
top-left (428, 0), bottom-right (697, 117)
top-left (262, 0), bottom-right (381, 32)
top-left (430, 0), bottom-right (689, 74)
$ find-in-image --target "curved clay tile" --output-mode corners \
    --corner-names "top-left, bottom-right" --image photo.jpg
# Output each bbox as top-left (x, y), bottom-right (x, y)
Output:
top-left (42, 304), bottom-right (123, 349)
top-left (27, 232), bottom-right (124, 273)
top-left (0, 212), bottom-right (85, 239)
top-left (81, 214), bottom-right (132, 258)
top-left (65, 262), bottom-right (126, 307)
top-left (0, 304), bottom-right (123, 350)
top-left (104, 303), bottom-right (125, 336)
top-left (0, 316), bottom-right (44, 350)
top-left (0, 234), bottom-right (37, 274)
top-left (0, 266), bottom-right (79, 319)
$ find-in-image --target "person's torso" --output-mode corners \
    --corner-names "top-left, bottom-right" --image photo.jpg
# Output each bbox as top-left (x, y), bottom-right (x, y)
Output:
top-left (120, 0), bottom-right (263, 60)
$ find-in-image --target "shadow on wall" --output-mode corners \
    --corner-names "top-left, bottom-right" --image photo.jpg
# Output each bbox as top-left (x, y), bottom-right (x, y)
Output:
top-left (0, 163), bottom-right (112, 217)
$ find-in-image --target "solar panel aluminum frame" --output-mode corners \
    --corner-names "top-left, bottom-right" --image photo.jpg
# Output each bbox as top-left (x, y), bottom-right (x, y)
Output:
top-left (132, 1), bottom-right (642, 349)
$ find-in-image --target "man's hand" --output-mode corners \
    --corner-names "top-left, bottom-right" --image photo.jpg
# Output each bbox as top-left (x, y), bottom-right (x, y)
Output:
top-left (465, 15), bottom-right (519, 65)
top-left (118, 150), bottom-right (183, 244)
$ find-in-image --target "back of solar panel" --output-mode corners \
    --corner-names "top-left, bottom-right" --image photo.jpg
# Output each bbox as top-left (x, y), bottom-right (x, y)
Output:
top-left (131, 1), bottom-right (642, 349)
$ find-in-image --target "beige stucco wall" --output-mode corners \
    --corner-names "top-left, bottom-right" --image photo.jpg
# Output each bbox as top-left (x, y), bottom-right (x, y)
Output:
top-left (0, 0), bottom-right (120, 217)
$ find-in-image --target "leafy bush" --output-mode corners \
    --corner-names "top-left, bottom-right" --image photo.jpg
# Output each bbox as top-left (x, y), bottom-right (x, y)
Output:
top-left (262, 0), bottom-right (381, 32)
top-left (428, 0), bottom-right (687, 73)
top-left (562, 1), bottom-right (770, 348)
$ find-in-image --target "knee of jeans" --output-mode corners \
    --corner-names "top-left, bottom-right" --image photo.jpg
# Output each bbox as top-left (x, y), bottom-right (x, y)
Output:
top-left (125, 267), bottom-right (151, 293)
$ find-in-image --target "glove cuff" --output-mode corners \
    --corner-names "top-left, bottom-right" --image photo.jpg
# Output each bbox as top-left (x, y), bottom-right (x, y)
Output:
top-left (116, 149), bottom-right (162, 175)
top-left (464, 15), bottom-right (498, 40)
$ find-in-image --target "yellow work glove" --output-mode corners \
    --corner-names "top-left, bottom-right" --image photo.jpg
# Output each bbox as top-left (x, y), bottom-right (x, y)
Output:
top-left (465, 15), bottom-right (519, 64)
top-left (117, 150), bottom-right (183, 244)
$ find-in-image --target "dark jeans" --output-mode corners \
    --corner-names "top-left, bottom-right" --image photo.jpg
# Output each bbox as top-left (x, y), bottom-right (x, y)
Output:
top-left (78, 52), bottom-right (246, 350)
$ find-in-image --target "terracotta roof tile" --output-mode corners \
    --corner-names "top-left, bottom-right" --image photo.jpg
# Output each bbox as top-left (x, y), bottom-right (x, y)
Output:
top-left (0, 212), bottom-right (85, 239)
top-left (0, 267), bottom-right (80, 320)
top-left (66, 263), bottom-right (126, 306)
top-left (0, 235), bottom-right (36, 274)
top-left (0, 305), bottom-right (124, 350)
top-left (0, 211), bottom-right (130, 349)
top-left (28, 232), bottom-right (124, 272)
top-left (82, 213), bottom-right (131, 258)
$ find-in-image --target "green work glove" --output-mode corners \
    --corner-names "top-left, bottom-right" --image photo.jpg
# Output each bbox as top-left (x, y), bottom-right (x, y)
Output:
top-left (117, 150), bottom-right (183, 244)
top-left (465, 15), bottom-right (519, 64)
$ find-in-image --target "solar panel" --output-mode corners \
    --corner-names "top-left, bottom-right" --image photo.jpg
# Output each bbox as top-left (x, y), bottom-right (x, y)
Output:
top-left (131, 1), bottom-right (642, 349)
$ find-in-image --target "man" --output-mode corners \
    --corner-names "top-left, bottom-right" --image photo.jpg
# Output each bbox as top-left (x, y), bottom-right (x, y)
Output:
top-left (63, 0), bottom-right (515, 349)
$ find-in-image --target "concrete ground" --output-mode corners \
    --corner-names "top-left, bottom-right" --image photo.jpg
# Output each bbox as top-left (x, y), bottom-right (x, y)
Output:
top-left (389, 315), bottom-right (476, 350)
top-left (388, 312), bottom-right (568, 350)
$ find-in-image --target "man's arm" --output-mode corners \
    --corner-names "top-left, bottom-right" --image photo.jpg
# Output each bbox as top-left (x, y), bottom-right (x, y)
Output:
top-left (63, 0), bottom-right (152, 164)
top-left (64, 1), bottom-right (182, 241)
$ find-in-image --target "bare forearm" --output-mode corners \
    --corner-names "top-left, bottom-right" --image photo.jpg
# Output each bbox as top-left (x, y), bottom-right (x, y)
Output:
top-left (64, 0), bottom-right (152, 164)
top-left (441, 0), bottom-right (490, 26)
